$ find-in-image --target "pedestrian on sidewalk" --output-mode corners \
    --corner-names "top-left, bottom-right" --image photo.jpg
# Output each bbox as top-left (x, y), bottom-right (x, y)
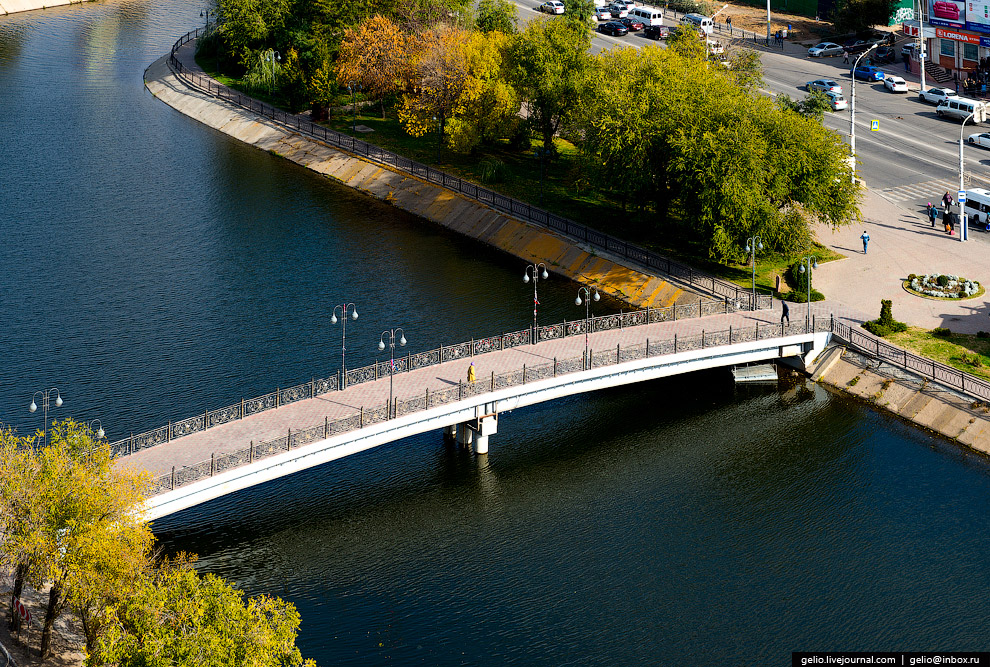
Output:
top-left (467, 362), bottom-right (476, 384)
top-left (781, 300), bottom-right (790, 324)
top-left (928, 203), bottom-right (938, 227)
top-left (726, 15), bottom-right (732, 32)
top-left (942, 191), bottom-right (953, 208)
top-left (861, 230), bottom-right (870, 253)
top-left (843, 49), bottom-right (850, 63)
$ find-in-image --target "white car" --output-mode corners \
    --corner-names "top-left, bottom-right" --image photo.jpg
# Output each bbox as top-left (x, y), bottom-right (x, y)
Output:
top-left (919, 87), bottom-right (958, 104)
top-left (594, 6), bottom-right (612, 19)
top-left (808, 42), bottom-right (843, 57)
top-left (883, 76), bottom-right (908, 93)
top-left (825, 91), bottom-right (848, 111)
top-left (614, 0), bottom-right (635, 9)
top-left (807, 79), bottom-right (842, 94)
top-left (539, 0), bottom-right (565, 12)
top-left (607, 3), bottom-right (628, 17)
top-left (967, 132), bottom-right (990, 148)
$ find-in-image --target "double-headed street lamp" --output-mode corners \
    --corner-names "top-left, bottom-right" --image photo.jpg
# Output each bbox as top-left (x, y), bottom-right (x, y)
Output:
top-left (745, 235), bottom-right (763, 311)
top-left (348, 82), bottom-right (362, 132)
top-left (575, 287), bottom-right (599, 370)
top-left (200, 8), bottom-right (212, 30)
top-left (29, 388), bottom-right (62, 449)
top-left (378, 328), bottom-right (406, 419)
top-left (798, 255), bottom-right (818, 332)
top-left (331, 303), bottom-right (359, 390)
top-left (959, 111), bottom-right (974, 241)
top-left (849, 43), bottom-right (879, 183)
top-left (523, 262), bottom-right (549, 345)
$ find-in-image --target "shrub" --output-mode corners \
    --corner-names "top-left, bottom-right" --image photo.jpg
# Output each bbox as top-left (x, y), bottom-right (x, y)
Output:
top-left (862, 299), bottom-right (907, 337)
top-left (478, 157), bottom-right (507, 184)
top-left (937, 274), bottom-right (950, 287)
top-left (665, 0), bottom-right (714, 14)
top-left (978, 331), bottom-right (990, 339)
top-left (932, 327), bottom-right (952, 337)
top-left (783, 289), bottom-right (825, 303)
top-left (907, 273), bottom-right (917, 282)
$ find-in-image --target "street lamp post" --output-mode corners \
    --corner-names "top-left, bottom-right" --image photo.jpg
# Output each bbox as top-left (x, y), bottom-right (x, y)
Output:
top-left (575, 287), bottom-right (600, 370)
top-left (849, 43), bottom-right (879, 183)
top-left (262, 49), bottom-right (280, 95)
top-left (378, 328), bottom-right (406, 419)
top-left (958, 112), bottom-right (975, 241)
top-left (798, 255), bottom-right (818, 332)
top-left (523, 262), bottom-right (549, 345)
top-left (29, 388), bottom-right (63, 449)
top-left (745, 235), bottom-right (763, 311)
top-left (331, 303), bottom-right (359, 390)
top-left (348, 82), bottom-right (361, 132)
top-left (200, 8), bottom-right (212, 30)
top-left (919, 0), bottom-right (927, 91)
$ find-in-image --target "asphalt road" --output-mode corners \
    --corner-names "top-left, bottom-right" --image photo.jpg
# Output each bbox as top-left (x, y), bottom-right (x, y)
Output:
top-left (511, 2), bottom-right (990, 242)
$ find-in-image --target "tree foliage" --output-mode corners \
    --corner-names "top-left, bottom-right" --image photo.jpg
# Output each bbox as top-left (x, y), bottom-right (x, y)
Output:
top-left (475, 0), bottom-right (517, 34)
top-left (446, 30), bottom-right (519, 152)
top-left (576, 38), bottom-right (859, 262)
top-left (337, 16), bottom-right (410, 118)
top-left (91, 555), bottom-right (316, 667)
top-left (831, 0), bottom-right (898, 33)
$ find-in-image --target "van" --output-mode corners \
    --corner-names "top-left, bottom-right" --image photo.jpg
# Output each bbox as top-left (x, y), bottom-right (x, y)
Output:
top-left (963, 188), bottom-right (990, 229)
top-left (935, 97), bottom-right (987, 123)
top-left (681, 12), bottom-right (713, 34)
top-left (629, 6), bottom-right (664, 26)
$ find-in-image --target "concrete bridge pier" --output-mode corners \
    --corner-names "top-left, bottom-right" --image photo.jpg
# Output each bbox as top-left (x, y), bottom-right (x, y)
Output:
top-left (443, 424), bottom-right (457, 445)
top-left (466, 414), bottom-right (498, 455)
top-left (456, 423), bottom-right (473, 450)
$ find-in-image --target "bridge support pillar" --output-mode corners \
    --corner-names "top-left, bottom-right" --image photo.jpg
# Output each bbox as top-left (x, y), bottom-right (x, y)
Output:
top-left (456, 423), bottom-right (473, 449)
top-left (443, 424), bottom-right (456, 444)
top-left (467, 415), bottom-right (498, 456)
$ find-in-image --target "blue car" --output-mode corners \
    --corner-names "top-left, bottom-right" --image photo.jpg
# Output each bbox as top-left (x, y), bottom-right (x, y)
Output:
top-left (853, 65), bottom-right (886, 81)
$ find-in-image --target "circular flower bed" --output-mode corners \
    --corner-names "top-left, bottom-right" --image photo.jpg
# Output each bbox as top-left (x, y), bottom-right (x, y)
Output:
top-left (904, 273), bottom-right (984, 299)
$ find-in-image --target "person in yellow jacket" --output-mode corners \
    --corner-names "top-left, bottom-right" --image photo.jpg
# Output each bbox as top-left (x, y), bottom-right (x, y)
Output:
top-left (467, 362), bottom-right (476, 383)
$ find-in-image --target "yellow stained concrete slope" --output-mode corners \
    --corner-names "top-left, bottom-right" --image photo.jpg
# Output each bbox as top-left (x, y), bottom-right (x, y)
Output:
top-left (145, 55), bottom-right (698, 309)
top-left (1, 0), bottom-right (87, 14)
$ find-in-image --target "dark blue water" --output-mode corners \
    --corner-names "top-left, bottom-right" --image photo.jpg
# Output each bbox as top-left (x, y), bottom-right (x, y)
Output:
top-left (3, 3), bottom-right (990, 665)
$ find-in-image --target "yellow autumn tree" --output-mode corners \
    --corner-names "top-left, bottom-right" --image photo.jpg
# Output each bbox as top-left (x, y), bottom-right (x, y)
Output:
top-left (337, 15), bottom-right (410, 119)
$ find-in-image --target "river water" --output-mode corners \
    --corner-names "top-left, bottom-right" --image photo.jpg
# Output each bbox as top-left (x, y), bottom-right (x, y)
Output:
top-left (2, 2), bottom-right (989, 665)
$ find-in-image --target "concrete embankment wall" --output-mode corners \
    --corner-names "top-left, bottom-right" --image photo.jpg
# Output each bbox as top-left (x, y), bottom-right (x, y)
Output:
top-left (1, 0), bottom-right (90, 15)
top-left (144, 54), bottom-right (695, 309)
top-left (813, 345), bottom-right (990, 456)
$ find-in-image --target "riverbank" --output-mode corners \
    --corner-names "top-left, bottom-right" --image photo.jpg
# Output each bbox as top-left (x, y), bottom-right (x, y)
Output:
top-left (1, 0), bottom-right (90, 15)
top-left (144, 50), bottom-right (704, 310)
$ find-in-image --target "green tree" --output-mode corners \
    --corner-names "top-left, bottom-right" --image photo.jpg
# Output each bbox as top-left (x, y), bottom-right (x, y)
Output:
top-left (218, 0), bottom-right (293, 69)
top-left (0, 426), bottom-right (41, 634)
top-left (337, 15), bottom-right (410, 119)
top-left (447, 30), bottom-right (520, 152)
top-left (476, 0), bottom-right (517, 33)
top-left (831, 0), bottom-right (898, 33)
top-left (506, 17), bottom-right (590, 157)
top-left (92, 555), bottom-right (316, 667)
top-left (563, 0), bottom-right (596, 29)
top-left (776, 90), bottom-right (832, 122)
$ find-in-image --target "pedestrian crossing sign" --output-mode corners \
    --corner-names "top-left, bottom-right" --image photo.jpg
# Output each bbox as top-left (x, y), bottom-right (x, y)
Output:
top-left (959, 190), bottom-right (967, 203)
top-left (870, 120), bottom-right (879, 131)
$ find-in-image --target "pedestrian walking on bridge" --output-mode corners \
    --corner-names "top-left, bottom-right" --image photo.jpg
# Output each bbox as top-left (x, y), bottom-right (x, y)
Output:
top-left (467, 362), bottom-right (476, 384)
top-left (781, 300), bottom-right (790, 324)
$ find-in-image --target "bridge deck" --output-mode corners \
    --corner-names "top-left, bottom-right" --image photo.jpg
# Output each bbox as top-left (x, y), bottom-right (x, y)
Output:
top-left (118, 303), bottom-right (850, 478)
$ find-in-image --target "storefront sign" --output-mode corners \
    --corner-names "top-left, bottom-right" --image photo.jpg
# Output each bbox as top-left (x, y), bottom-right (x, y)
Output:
top-left (936, 26), bottom-right (983, 42)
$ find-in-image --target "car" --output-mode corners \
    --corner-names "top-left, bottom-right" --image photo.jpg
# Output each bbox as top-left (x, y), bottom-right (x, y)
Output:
top-left (873, 45), bottom-right (896, 64)
top-left (808, 41), bottom-right (843, 57)
top-left (643, 24), bottom-right (669, 39)
top-left (599, 20), bottom-right (628, 35)
top-left (618, 17), bottom-right (645, 31)
top-left (824, 91), bottom-right (848, 111)
top-left (843, 39), bottom-right (871, 54)
top-left (902, 43), bottom-right (922, 59)
top-left (919, 87), bottom-right (957, 104)
top-left (613, 0), bottom-right (635, 9)
top-left (967, 132), bottom-right (990, 148)
top-left (853, 65), bottom-right (886, 81)
top-left (607, 3), bottom-right (628, 17)
top-left (883, 75), bottom-right (908, 92)
top-left (594, 6), bottom-right (612, 20)
top-left (538, 0), bottom-right (565, 13)
top-left (807, 79), bottom-right (842, 94)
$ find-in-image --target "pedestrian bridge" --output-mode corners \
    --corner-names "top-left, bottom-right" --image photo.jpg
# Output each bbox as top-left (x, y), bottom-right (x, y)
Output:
top-left (114, 304), bottom-right (834, 521)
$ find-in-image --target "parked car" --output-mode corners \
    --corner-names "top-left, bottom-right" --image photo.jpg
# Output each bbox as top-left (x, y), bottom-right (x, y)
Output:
top-left (967, 132), bottom-right (990, 148)
top-left (599, 20), bottom-right (629, 35)
top-left (873, 45), bottom-right (896, 63)
top-left (919, 87), bottom-right (958, 104)
top-left (618, 16), bottom-right (645, 31)
top-left (824, 91), bottom-right (848, 111)
top-left (607, 3), bottom-right (628, 17)
top-left (808, 42), bottom-right (843, 57)
top-left (807, 79), bottom-right (842, 94)
top-left (843, 39), bottom-right (871, 54)
top-left (593, 6), bottom-right (612, 19)
top-left (613, 0), bottom-right (636, 8)
top-left (853, 65), bottom-right (886, 81)
top-left (883, 75), bottom-right (908, 92)
top-left (538, 0), bottom-right (565, 13)
top-left (643, 24), bottom-right (669, 39)
top-left (902, 43), bottom-right (922, 59)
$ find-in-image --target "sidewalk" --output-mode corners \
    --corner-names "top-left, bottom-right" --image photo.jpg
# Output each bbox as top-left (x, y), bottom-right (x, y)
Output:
top-left (812, 187), bottom-right (990, 333)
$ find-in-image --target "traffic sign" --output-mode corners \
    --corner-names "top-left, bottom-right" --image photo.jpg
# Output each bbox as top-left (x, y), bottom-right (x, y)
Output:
top-left (959, 190), bottom-right (967, 203)
top-left (870, 120), bottom-right (879, 131)
top-left (13, 597), bottom-right (30, 624)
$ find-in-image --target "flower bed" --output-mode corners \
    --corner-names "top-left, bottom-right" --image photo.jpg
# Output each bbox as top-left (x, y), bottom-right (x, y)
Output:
top-left (904, 273), bottom-right (984, 299)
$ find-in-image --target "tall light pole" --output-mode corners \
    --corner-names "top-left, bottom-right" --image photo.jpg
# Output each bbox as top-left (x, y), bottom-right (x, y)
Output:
top-left (262, 49), bottom-right (280, 95)
top-left (200, 8), bottom-right (212, 30)
top-left (378, 328), bottom-right (406, 419)
top-left (849, 43), bottom-right (879, 184)
top-left (958, 111), bottom-right (974, 242)
top-left (919, 0), bottom-right (926, 92)
top-left (766, 0), bottom-right (771, 43)
top-left (331, 302), bottom-right (359, 390)
top-left (348, 82), bottom-right (361, 132)
top-left (798, 256), bottom-right (818, 332)
top-left (29, 388), bottom-right (62, 449)
top-left (575, 287), bottom-right (600, 370)
top-left (745, 235), bottom-right (763, 311)
top-left (523, 262), bottom-right (549, 345)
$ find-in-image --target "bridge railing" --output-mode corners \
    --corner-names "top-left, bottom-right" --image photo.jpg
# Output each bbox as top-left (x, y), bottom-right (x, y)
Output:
top-left (162, 29), bottom-right (772, 303)
top-left (110, 297), bottom-right (743, 458)
top-left (146, 317), bottom-right (828, 496)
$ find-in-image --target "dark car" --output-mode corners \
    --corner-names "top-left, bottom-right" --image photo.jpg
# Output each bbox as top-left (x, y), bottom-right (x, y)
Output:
top-left (843, 39), bottom-right (871, 54)
top-left (643, 24), bottom-right (669, 39)
top-left (599, 20), bottom-right (629, 36)
top-left (618, 16), bottom-right (645, 31)
top-left (873, 45), bottom-right (896, 64)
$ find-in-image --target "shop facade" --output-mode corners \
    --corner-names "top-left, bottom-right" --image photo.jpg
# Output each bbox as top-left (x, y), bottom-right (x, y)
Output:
top-left (905, 0), bottom-right (990, 79)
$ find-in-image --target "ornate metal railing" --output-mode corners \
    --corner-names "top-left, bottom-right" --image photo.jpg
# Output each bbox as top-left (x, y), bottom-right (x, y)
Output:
top-left (163, 29), bottom-right (773, 309)
top-left (110, 299), bottom-right (741, 458)
top-left (146, 316), bottom-right (830, 497)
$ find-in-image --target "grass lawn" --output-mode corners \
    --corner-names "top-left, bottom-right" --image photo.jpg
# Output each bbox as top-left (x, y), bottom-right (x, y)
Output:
top-left (887, 327), bottom-right (990, 382)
